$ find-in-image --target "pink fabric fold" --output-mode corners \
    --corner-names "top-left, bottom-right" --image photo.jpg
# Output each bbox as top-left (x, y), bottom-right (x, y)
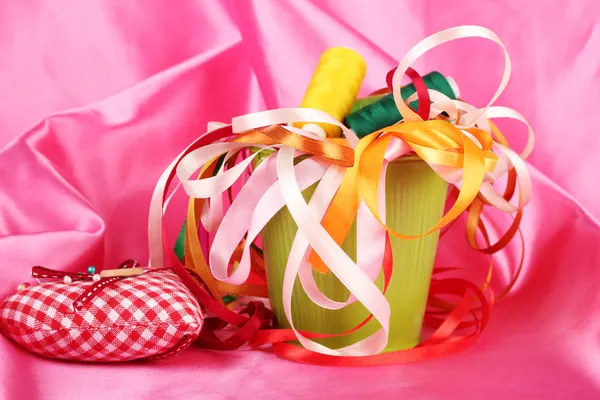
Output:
top-left (1, 0), bottom-right (599, 398)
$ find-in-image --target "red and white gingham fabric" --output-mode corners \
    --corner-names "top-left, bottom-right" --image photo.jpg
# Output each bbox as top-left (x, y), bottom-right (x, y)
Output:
top-left (0, 270), bottom-right (203, 362)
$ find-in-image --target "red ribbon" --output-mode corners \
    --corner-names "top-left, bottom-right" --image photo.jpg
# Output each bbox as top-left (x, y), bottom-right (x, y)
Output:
top-left (386, 67), bottom-right (431, 120)
top-left (73, 260), bottom-right (143, 310)
top-left (32, 260), bottom-right (152, 311)
top-left (156, 127), bottom-right (272, 349)
top-left (159, 69), bottom-right (496, 365)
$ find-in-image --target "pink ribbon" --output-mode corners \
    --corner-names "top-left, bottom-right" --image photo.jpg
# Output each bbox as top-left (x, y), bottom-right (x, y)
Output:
top-left (147, 25), bottom-right (535, 357)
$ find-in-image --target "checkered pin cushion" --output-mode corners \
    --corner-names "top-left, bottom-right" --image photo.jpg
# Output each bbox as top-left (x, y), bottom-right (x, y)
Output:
top-left (0, 270), bottom-right (203, 362)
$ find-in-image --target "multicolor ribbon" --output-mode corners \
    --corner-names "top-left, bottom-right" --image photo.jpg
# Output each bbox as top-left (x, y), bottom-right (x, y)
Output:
top-left (147, 25), bottom-right (534, 365)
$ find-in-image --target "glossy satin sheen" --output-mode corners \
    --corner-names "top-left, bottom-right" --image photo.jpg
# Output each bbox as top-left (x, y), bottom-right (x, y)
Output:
top-left (1, 1), bottom-right (599, 399)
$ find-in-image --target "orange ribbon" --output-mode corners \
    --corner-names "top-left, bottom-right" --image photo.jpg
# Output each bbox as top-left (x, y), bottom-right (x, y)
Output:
top-left (185, 127), bottom-right (356, 297)
top-left (180, 121), bottom-right (525, 365)
top-left (311, 119), bottom-right (499, 273)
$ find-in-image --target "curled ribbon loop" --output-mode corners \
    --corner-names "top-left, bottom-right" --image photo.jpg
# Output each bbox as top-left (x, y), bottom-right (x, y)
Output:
top-left (146, 25), bottom-right (534, 364)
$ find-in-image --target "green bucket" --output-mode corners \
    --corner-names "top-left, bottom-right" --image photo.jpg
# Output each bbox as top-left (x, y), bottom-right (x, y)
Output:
top-left (260, 156), bottom-right (449, 352)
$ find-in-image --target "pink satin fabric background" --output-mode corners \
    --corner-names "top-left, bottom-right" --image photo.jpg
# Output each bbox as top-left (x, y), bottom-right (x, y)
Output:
top-left (1, 0), bottom-right (599, 399)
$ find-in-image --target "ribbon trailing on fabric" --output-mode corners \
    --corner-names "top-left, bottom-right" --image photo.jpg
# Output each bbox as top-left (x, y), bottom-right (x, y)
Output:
top-left (147, 25), bottom-right (534, 365)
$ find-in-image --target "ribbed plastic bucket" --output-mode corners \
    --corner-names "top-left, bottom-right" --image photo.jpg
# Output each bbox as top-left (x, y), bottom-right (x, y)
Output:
top-left (260, 156), bottom-right (449, 352)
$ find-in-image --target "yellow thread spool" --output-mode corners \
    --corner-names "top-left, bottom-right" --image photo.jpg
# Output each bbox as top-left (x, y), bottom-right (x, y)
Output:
top-left (295, 47), bottom-right (366, 138)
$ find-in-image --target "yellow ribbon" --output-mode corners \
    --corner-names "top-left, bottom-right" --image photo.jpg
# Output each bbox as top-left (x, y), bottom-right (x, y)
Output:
top-left (310, 119), bottom-right (498, 273)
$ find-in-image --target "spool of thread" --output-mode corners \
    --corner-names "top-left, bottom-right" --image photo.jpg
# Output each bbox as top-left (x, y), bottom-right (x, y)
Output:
top-left (350, 94), bottom-right (386, 113)
top-left (294, 47), bottom-right (367, 138)
top-left (344, 71), bottom-right (458, 138)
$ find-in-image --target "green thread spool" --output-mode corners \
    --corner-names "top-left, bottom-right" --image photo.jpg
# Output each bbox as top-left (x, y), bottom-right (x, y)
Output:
top-left (344, 72), bottom-right (458, 138)
top-left (350, 94), bottom-right (386, 113)
top-left (174, 222), bottom-right (186, 263)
